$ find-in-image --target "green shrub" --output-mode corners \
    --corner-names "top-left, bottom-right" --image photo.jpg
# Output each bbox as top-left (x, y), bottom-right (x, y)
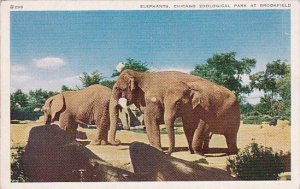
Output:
top-left (11, 146), bottom-right (28, 182)
top-left (261, 115), bottom-right (272, 122)
top-left (242, 116), bottom-right (262, 124)
top-left (227, 142), bottom-right (285, 180)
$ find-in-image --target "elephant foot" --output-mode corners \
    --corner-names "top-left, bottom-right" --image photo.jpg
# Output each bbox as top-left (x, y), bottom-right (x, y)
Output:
top-left (109, 139), bottom-right (121, 146)
top-left (164, 149), bottom-right (173, 155)
top-left (90, 139), bottom-right (108, 145)
top-left (194, 151), bottom-right (206, 156)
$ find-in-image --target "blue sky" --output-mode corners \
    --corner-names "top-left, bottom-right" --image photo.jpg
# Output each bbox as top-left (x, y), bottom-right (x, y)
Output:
top-left (11, 10), bottom-right (290, 104)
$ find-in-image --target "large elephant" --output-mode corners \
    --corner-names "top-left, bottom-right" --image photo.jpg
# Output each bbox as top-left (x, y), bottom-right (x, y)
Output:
top-left (108, 70), bottom-right (202, 151)
top-left (163, 80), bottom-right (240, 155)
top-left (42, 84), bottom-right (111, 144)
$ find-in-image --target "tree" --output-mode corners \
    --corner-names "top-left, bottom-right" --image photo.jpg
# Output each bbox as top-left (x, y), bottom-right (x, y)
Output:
top-left (80, 70), bottom-right (104, 87)
top-left (250, 60), bottom-right (289, 118)
top-left (61, 85), bottom-right (73, 92)
top-left (11, 89), bottom-right (28, 111)
top-left (112, 58), bottom-right (149, 77)
top-left (191, 52), bottom-right (256, 98)
top-left (27, 89), bottom-right (58, 111)
top-left (100, 80), bottom-right (116, 89)
top-left (240, 102), bottom-right (254, 115)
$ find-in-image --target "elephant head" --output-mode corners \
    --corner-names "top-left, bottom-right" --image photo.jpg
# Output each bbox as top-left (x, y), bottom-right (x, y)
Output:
top-left (163, 82), bottom-right (207, 154)
top-left (42, 94), bottom-right (65, 124)
top-left (108, 70), bottom-right (144, 145)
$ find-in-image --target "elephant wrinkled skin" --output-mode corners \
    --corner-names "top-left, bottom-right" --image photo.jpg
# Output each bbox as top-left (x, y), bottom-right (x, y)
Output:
top-left (163, 81), bottom-right (240, 155)
top-left (42, 84), bottom-right (111, 144)
top-left (108, 70), bottom-right (203, 150)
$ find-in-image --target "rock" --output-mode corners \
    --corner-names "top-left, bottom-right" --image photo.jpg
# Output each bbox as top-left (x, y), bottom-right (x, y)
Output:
top-left (23, 124), bottom-right (138, 182)
top-left (129, 142), bottom-right (235, 181)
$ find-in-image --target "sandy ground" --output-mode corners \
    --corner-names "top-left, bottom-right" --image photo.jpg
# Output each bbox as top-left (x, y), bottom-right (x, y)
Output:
top-left (11, 119), bottom-right (290, 173)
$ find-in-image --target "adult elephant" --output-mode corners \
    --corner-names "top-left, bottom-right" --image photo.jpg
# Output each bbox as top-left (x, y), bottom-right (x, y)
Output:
top-left (108, 70), bottom-right (202, 151)
top-left (42, 84), bottom-right (111, 145)
top-left (163, 80), bottom-right (240, 155)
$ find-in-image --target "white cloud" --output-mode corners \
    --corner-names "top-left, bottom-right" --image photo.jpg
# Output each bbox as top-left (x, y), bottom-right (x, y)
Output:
top-left (245, 89), bottom-right (264, 105)
top-left (11, 64), bottom-right (32, 84)
top-left (33, 57), bottom-right (66, 70)
top-left (11, 74), bottom-right (32, 82)
top-left (57, 75), bottom-right (81, 86)
top-left (11, 64), bottom-right (27, 73)
top-left (241, 74), bottom-right (250, 85)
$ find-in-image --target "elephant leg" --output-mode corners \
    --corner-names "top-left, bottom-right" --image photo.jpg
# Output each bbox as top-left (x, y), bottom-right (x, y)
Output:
top-left (225, 133), bottom-right (238, 155)
top-left (182, 117), bottom-right (197, 154)
top-left (92, 110), bottom-right (109, 145)
top-left (59, 113), bottom-right (77, 139)
top-left (192, 120), bottom-right (210, 155)
top-left (143, 104), bottom-right (162, 151)
top-left (202, 132), bottom-right (212, 154)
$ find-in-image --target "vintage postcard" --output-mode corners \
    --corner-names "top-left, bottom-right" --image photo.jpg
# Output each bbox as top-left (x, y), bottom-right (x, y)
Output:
top-left (1, 0), bottom-right (299, 189)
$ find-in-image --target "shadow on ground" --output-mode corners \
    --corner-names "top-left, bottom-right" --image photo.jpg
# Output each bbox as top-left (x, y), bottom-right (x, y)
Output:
top-left (22, 124), bottom-right (235, 182)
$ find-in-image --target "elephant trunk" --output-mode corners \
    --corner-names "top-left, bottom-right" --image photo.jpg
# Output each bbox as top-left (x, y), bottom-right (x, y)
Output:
top-left (164, 111), bottom-right (176, 154)
top-left (108, 89), bottom-right (121, 145)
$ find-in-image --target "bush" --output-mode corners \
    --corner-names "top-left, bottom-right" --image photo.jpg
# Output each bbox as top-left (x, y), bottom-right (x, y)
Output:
top-left (261, 114), bottom-right (272, 122)
top-left (11, 111), bottom-right (42, 121)
top-left (11, 146), bottom-right (28, 182)
top-left (227, 142), bottom-right (285, 180)
top-left (242, 116), bottom-right (262, 124)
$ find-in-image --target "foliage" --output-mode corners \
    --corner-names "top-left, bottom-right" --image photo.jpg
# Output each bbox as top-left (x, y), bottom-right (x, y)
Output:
top-left (11, 89), bottom-right (58, 113)
top-left (227, 142), bottom-right (285, 180)
top-left (61, 85), bottom-right (74, 92)
top-left (240, 102), bottom-right (254, 115)
top-left (191, 52), bottom-right (256, 97)
top-left (250, 60), bottom-right (290, 119)
top-left (10, 89), bottom-right (28, 112)
top-left (242, 116), bottom-right (262, 125)
top-left (28, 89), bottom-right (58, 112)
top-left (112, 58), bottom-right (149, 77)
top-left (11, 146), bottom-right (28, 182)
top-left (11, 89), bottom-right (58, 120)
top-left (100, 79), bottom-right (116, 89)
top-left (80, 70), bottom-right (104, 87)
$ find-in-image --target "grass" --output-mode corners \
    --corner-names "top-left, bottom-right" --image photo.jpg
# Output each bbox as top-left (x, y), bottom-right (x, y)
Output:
top-left (11, 145), bottom-right (28, 182)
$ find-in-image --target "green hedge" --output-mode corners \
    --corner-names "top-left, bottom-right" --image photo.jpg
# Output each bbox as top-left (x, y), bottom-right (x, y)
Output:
top-left (11, 111), bottom-right (43, 121)
top-left (242, 116), bottom-right (262, 124)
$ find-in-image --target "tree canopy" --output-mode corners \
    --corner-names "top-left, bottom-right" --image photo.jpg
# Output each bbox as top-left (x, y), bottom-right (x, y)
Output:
top-left (112, 58), bottom-right (149, 77)
top-left (191, 52), bottom-right (256, 97)
top-left (80, 70), bottom-right (104, 88)
top-left (249, 60), bottom-right (290, 118)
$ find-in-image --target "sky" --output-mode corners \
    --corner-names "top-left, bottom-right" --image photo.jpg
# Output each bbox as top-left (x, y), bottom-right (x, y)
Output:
top-left (10, 10), bottom-right (290, 104)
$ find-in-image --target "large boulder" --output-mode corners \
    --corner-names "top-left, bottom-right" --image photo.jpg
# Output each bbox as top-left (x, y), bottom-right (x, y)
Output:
top-left (23, 124), bottom-right (137, 182)
top-left (129, 142), bottom-right (235, 181)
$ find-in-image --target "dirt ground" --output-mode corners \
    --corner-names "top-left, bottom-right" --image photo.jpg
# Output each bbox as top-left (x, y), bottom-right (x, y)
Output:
top-left (11, 118), bottom-right (291, 173)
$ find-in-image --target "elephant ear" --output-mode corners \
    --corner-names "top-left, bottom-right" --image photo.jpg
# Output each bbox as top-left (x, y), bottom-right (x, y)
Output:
top-left (50, 94), bottom-right (65, 122)
top-left (190, 89), bottom-right (209, 110)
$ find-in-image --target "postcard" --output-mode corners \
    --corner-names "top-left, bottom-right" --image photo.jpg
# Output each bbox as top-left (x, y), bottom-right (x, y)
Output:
top-left (1, 1), bottom-right (299, 189)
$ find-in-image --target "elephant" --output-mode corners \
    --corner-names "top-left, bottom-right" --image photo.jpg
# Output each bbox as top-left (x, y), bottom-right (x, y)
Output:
top-left (42, 84), bottom-right (111, 145)
top-left (163, 80), bottom-right (240, 155)
top-left (108, 69), bottom-right (203, 151)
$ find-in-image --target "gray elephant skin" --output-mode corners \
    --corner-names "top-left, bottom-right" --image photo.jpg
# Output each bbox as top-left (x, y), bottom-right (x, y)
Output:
top-left (163, 81), bottom-right (240, 155)
top-left (42, 84), bottom-right (111, 145)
